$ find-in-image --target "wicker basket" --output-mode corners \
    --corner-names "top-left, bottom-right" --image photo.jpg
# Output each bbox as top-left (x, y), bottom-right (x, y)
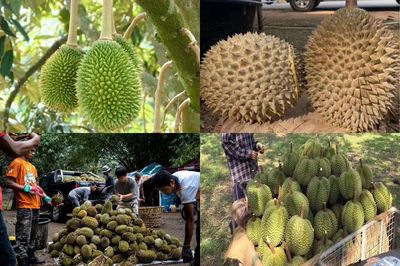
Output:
top-left (139, 206), bottom-right (163, 228)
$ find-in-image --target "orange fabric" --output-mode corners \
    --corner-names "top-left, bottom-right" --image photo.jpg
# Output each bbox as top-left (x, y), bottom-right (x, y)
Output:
top-left (7, 157), bottom-right (40, 209)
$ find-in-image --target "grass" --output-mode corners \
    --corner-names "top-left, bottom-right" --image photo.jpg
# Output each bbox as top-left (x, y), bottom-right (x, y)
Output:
top-left (200, 133), bottom-right (400, 265)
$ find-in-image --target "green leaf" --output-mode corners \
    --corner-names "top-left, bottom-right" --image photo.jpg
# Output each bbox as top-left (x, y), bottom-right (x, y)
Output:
top-left (11, 19), bottom-right (29, 41)
top-left (0, 36), bottom-right (5, 58)
top-left (0, 50), bottom-right (13, 78)
top-left (0, 17), bottom-right (16, 37)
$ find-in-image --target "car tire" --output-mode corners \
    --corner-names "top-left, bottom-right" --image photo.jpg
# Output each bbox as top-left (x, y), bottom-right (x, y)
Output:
top-left (289, 0), bottom-right (317, 11)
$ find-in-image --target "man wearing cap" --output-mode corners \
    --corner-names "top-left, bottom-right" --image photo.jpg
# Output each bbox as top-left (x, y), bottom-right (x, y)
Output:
top-left (102, 165), bottom-right (114, 188)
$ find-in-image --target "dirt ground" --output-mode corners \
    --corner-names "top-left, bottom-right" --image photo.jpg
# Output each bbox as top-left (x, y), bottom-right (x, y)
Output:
top-left (3, 210), bottom-right (195, 265)
top-left (200, 6), bottom-right (400, 133)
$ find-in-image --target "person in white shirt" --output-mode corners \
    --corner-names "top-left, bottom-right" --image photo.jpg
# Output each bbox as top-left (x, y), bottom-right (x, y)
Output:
top-left (151, 170), bottom-right (200, 265)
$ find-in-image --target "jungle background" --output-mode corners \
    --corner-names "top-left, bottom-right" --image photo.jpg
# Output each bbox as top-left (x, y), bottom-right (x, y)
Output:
top-left (0, 0), bottom-right (194, 132)
top-left (0, 133), bottom-right (199, 175)
top-left (200, 133), bottom-right (400, 265)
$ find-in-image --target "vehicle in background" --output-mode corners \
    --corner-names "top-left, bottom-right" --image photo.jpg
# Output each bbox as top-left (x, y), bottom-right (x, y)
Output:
top-left (39, 169), bottom-right (109, 222)
top-left (263, 0), bottom-right (400, 12)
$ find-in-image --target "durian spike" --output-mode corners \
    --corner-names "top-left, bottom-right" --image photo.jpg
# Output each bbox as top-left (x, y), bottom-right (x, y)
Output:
top-left (161, 90), bottom-right (186, 128)
top-left (66, 0), bottom-right (79, 47)
top-left (266, 237), bottom-right (275, 254)
top-left (123, 12), bottom-right (147, 40)
top-left (154, 60), bottom-right (173, 133)
top-left (283, 242), bottom-right (292, 262)
top-left (174, 98), bottom-right (190, 133)
top-left (100, 0), bottom-right (113, 40)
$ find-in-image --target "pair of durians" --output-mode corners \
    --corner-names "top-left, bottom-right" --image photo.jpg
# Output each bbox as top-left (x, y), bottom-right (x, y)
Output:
top-left (40, 0), bottom-right (142, 131)
top-left (201, 8), bottom-right (400, 132)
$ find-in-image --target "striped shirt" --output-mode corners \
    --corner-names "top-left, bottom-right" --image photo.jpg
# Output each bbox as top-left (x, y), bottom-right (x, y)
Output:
top-left (221, 134), bottom-right (258, 185)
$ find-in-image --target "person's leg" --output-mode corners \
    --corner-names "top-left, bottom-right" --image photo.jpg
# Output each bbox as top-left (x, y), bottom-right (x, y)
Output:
top-left (68, 195), bottom-right (80, 208)
top-left (194, 202), bottom-right (200, 266)
top-left (14, 208), bottom-right (31, 266)
top-left (28, 209), bottom-right (44, 264)
top-left (132, 200), bottom-right (139, 216)
top-left (0, 211), bottom-right (16, 266)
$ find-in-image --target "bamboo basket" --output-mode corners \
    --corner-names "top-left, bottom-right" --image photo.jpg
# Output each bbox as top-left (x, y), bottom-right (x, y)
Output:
top-left (139, 206), bottom-right (164, 228)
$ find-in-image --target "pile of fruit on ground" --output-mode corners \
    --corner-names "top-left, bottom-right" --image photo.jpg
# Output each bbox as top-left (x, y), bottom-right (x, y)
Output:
top-left (246, 139), bottom-right (394, 265)
top-left (48, 200), bottom-right (183, 265)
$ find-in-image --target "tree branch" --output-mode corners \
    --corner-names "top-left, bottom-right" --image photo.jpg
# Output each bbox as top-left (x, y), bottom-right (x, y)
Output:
top-left (3, 35), bottom-right (67, 131)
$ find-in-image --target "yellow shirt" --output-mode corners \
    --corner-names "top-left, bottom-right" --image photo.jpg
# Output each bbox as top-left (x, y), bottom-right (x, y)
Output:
top-left (7, 158), bottom-right (40, 209)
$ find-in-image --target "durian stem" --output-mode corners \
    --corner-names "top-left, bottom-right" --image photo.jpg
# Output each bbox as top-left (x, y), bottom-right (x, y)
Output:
top-left (181, 28), bottom-right (200, 65)
top-left (154, 61), bottom-right (173, 133)
top-left (174, 98), bottom-right (190, 133)
top-left (335, 143), bottom-right (339, 155)
top-left (66, 0), bottom-right (79, 47)
top-left (300, 203), bottom-right (305, 219)
top-left (359, 159), bottom-right (363, 167)
top-left (135, 0), bottom-right (200, 112)
top-left (123, 12), bottom-right (147, 40)
top-left (161, 90), bottom-right (186, 128)
top-left (345, 0), bottom-right (358, 7)
top-left (266, 238), bottom-right (275, 254)
top-left (289, 142), bottom-right (293, 153)
top-left (284, 243), bottom-right (292, 262)
top-left (100, 0), bottom-right (113, 40)
top-left (111, 7), bottom-right (118, 37)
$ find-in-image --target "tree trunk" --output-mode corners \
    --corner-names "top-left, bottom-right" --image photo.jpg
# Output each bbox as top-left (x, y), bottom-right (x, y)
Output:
top-left (346, 0), bottom-right (358, 8)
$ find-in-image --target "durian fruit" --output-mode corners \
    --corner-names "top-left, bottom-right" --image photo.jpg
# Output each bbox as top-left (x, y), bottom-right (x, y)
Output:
top-left (342, 199), bottom-right (365, 234)
top-left (200, 32), bottom-right (300, 123)
top-left (284, 189), bottom-right (310, 218)
top-left (305, 8), bottom-right (400, 132)
top-left (266, 162), bottom-right (286, 196)
top-left (293, 157), bottom-right (318, 186)
top-left (282, 178), bottom-right (301, 199)
top-left (360, 189), bottom-right (377, 222)
top-left (282, 143), bottom-right (299, 177)
top-left (338, 169), bottom-right (362, 200)
top-left (260, 237), bottom-right (287, 266)
top-left (313, 230), bottom-right (334, 254)
top-left (246, 217), bottom-right (261, 245)
top-left (246, 180), bottom-right (272, 216)
top-left (39, 0), bottom-right (83, 112)
top-left (357, 159), bottom-right (373, 189)
top-left (328, 175), bottom-right (340, 205)
top-left (300, 140), bottom-right (323, 159)
top-left (313, 203), bottom-right (338, 240)
top-left (372, 182), bottom-right (393, 213)
top-left (261, 197), bottom-right (288, 246)
top-left (76, 0), bottom-right (141, 131)
top-left (330, 144), bottom-right (350, 176)
top-left (306, 176), bottom-right (330, 212)
top-left (284, 205), bottom-right (314, 256)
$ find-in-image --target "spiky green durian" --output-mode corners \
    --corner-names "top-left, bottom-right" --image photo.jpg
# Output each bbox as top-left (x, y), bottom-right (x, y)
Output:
top-left (39, 47), bottom-right (83, 112)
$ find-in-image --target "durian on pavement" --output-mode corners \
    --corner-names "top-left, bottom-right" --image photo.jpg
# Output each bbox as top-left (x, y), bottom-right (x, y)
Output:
top-left (201, 33), bottom-right (301, 124)
top-left (39, 0), bottom-right (83, 112)
top-left (76, 0), bottom-right (141, 131)
top-left (305, 8), bottom-right (400, 132)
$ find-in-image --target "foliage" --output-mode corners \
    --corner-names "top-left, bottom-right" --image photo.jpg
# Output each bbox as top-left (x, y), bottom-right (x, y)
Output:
top-left (0, 0), bottom-right (192, 132)
top-left (0, 133), bottom-right (199, 176)
top-left (201, 133), bottom-right (400, 265)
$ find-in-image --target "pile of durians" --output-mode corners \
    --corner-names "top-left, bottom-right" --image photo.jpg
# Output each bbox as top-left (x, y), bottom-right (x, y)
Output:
top-left (48, 199), bottom-right (183, 266)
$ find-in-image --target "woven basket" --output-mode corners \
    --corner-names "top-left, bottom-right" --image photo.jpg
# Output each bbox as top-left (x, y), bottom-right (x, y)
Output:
top-left (139, 206), bottom-right (163, 228)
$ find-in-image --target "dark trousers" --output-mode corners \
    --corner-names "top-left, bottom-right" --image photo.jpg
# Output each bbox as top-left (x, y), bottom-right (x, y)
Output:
top-left (0, 211), bottom-right (16, 266)
top-left (233, 181), bottom-right (248, 201)
top-left (194, 202), bottom-right (200, 266)
top-left (15, 208), bottom-right (39, 260)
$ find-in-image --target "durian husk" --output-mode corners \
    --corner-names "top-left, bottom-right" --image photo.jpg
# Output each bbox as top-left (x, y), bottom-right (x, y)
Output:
top-left (201, 32), bottom-right (301, 124)
top-left (305, 8), bottom-right (400, 132)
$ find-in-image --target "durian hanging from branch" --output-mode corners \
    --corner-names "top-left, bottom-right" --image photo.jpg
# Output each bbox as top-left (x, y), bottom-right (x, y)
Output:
top-left (39, 0), bottom-right (84, 113)
top-left (76, 0), bottom-right (142, 131)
